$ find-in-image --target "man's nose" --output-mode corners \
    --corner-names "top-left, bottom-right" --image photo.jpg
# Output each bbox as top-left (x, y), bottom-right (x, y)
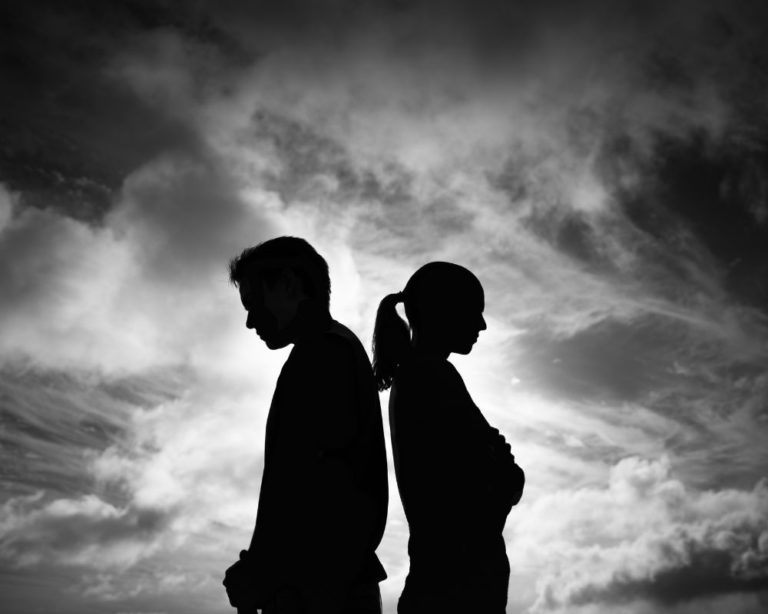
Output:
top-left (246, 312), bottom-right (256, 329)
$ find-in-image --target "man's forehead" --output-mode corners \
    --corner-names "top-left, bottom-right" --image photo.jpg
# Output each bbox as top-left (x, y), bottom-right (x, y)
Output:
top-left (238, 279), bottom-right (262, 304)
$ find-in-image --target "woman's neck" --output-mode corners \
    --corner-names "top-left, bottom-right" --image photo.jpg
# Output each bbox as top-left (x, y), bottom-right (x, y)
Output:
top-left (412, 338), bottom-right (450, 361)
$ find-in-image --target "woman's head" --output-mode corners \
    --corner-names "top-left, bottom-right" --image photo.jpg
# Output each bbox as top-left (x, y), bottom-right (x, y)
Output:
top-left (402, 262), bottom-right (486, 354)
top-left (372, 261), bottom-right (486, 390)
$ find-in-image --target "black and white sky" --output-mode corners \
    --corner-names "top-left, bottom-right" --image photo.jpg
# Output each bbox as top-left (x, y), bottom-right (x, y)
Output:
top-left (1, 1), bottom-right (768, 613)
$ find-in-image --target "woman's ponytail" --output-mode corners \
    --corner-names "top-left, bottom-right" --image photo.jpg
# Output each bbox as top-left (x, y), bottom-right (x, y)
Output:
top-left (372, 292), bottom-right (410, 391)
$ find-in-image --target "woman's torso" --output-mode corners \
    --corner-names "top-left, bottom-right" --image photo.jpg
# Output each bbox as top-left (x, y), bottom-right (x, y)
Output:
top-left (391, 358), bottom-right (511, 540)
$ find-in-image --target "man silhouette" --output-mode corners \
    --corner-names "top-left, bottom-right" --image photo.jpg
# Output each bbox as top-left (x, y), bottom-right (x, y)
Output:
top-left (224, 237), bottom-right (388, 614)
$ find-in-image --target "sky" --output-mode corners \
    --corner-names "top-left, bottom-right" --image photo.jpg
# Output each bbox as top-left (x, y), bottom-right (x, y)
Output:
top-left (1, 0), bottom-right (768, 612)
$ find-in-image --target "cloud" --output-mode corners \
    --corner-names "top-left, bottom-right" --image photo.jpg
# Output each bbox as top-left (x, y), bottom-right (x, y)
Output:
top-left (0, 491), bottom-right (168, 569)
top-left (0, 1), bottom-right (199, 220)
top-left (511, 310), bottom-right (768, 404)
top-left (2, 2), bottom-right (768, 614)
top-left (508, 456), bottom-right (768, 611)
top-left (0, 367), bottom-right (280, 613)
top-left (5, 0), bottom-right (766, 364)
top-left (0, 147), bottom-right (277, 375)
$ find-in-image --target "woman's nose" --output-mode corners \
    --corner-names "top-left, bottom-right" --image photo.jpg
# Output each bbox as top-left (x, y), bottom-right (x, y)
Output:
top-left (479, 315), bottom-right (487, 331)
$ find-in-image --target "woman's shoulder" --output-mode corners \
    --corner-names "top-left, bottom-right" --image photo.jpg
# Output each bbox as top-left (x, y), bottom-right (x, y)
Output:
top-left (393, 355), bottom-right (464, 395)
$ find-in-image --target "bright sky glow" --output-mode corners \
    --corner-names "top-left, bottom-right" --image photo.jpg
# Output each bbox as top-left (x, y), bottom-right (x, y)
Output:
top-left (1, 2), bottom-right (767, 613)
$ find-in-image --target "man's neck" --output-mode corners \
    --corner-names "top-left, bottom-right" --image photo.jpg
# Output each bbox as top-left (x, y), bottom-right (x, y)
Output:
top-left (288, 300), bottom-right (332, 344)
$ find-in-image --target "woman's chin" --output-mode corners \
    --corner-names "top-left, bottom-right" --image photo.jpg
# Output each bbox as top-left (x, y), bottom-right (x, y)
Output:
top-left (453, 341), bottom-right (476, 355)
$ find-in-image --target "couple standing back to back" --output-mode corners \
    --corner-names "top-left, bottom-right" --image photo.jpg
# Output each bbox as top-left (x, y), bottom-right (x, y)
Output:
top-left (223, 237), bottom-right (525, 614)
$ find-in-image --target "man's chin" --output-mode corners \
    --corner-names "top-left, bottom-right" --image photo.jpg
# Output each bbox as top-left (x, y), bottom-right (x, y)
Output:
top-left (262, 336), bottom-right (291, 350)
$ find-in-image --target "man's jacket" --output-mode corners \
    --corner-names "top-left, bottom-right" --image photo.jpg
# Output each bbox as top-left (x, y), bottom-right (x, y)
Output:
top-left (248, 313), bottom-right (388, 606)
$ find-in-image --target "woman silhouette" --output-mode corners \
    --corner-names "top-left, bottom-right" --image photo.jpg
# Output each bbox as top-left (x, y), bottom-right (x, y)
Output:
top-left (373, 262), bottom-right (524, 614)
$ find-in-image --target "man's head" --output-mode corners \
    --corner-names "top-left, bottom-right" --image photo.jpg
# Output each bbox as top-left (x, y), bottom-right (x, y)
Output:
top-left (229, 237), bottom-right (331, 349)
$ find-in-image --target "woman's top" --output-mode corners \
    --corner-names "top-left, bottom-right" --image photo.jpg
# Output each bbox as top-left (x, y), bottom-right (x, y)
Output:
top-left (389, 353), bottom-right (524, 581)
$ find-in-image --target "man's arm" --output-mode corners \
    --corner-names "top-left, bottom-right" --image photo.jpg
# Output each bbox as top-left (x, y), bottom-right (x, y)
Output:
top-left (266, 334), bottom-right (370, 610)
top-left (297, 334), bottom-right (359, 452)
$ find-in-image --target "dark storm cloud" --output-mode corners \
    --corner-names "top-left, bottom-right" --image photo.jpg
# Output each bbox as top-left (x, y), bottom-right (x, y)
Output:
top-left (616, 139), bottom-right (768, 310)
top-left (461, 0), bottom-right (768, 316)
top-left (5, 0), bottom-right (768, 231)
top-left (0, 1), bottom-right (207, 221)
top-left (513, 315), bottom-right (685, 403)
top-left (512, 310), bottom-right (767, 406)
top-left (3, 2), bottom-right (768, 614)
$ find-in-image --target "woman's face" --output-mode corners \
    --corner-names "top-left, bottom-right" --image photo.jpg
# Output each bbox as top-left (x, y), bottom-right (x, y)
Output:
top-left (414, 280), bottom-right (487, 355)
top-left (445, 287), bottom-right (487, 354)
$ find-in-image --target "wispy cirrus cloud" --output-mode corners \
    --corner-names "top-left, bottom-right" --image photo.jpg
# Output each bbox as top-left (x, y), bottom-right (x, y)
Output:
top-left (2, 2), bottom-right (768, 614)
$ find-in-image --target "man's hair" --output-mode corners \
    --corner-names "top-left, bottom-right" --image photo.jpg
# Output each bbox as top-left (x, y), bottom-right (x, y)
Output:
top-left (229, 236), bottom-right (331, 308)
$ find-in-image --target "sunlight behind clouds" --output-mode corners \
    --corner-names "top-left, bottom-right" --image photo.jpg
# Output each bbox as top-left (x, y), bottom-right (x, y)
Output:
top-left (1, 1), bottom-right (768, 613)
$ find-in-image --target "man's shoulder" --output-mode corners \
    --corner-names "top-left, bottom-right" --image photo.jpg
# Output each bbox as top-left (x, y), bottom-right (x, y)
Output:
top-left (326, 320), bottom-right (365, 349)
top-left (292, 320), bottom-right (368, 366)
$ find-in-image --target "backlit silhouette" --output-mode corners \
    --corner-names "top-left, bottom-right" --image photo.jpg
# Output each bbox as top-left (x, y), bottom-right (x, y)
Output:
top-left (373, 262), bottom-right (525, 614)
top-left (224, 237), bottom-right (388, 614)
